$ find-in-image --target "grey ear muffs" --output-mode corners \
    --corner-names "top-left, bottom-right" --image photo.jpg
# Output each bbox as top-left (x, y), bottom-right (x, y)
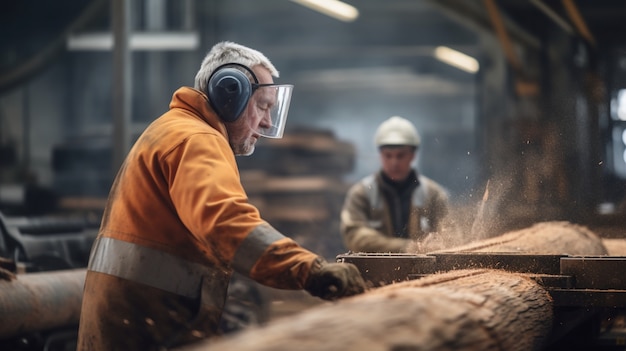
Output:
top-left (207, 63), bottom-right (258, 123)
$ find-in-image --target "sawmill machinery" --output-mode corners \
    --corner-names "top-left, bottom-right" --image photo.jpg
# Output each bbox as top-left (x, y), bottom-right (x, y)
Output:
top-left (337, 252), bottom-right (626, 351)
top-left (0, 211), bottom-right (97, 351)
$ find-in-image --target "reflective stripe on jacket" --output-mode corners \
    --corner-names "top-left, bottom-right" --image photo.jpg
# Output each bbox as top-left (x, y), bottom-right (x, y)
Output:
top-left (340, 171), bottom-right (450, 253)
top-left (87, 223), bottom-right (289, 298)
top-left (77, 87), bottom-right (319, 351)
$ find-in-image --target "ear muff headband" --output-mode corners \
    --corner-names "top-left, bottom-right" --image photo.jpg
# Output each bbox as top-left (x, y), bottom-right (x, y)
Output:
top-left (207, 63), bottom-right (259, 123)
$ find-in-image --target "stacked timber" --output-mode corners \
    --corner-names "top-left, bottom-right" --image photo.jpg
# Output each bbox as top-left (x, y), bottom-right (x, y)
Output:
top-left (238, 127), bottom-right (355, 259)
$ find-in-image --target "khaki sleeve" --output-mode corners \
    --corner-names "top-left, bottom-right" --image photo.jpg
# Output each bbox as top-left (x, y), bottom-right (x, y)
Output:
top-left (340, 183), bottom-right (410, 253)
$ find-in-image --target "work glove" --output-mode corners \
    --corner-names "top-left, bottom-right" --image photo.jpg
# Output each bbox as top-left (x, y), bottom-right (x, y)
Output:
top-left (305, 258), bottom-right (366, 301)
top-left (0, 257), bottom-right (16, 281)
top-left (0, 267), bottom-right (15, 281)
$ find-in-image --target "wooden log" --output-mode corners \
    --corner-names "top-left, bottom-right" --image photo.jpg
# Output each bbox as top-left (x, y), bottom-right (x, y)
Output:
top-left (0, 269), bottom-right (85, 338)
top-left (174, 220), bottom-right (605, 351)
top-left (426, 221), bottom-right (608, 255)
top-left (176, 269), bottom-right (552, 351)
top-left (602, 238), bottom-right (626, 256)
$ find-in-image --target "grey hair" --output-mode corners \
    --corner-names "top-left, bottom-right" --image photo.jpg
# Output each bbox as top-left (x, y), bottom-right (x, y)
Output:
top-left (194, 41), bottom-right (279, 94)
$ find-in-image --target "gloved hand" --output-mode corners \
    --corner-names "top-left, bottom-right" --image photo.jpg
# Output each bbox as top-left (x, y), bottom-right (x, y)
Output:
top-left (0, 267), bottom-right (15, 281)
top-left (0, 257), bottom-right (16, 281)
top-left (305, 258), bottom-right (366, 301)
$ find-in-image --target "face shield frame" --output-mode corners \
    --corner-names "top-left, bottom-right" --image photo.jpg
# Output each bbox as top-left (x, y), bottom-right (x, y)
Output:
top-left (249, 83), bottom-right (294, 139)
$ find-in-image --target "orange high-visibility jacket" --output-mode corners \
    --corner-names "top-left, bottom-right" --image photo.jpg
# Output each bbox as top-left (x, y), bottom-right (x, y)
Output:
top-left (77, 87), bottom-right (319, 351)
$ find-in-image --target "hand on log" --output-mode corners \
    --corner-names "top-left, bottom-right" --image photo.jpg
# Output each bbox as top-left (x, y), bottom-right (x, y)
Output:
top-left (0, 267), bottom-right (15, 281)
top-left (304, 258), bottom-right (367, 300)
top-left (0, 257), bottom-right (16, 281)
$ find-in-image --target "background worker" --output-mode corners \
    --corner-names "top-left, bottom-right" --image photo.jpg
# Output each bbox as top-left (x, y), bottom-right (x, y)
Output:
top-left (340, 116), bottom-right (451, 253)
top-left (77, 41), bottom-right (366, 351)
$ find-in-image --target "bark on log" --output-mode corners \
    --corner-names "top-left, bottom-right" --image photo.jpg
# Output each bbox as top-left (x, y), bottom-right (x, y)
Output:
top-left (177, 269), bottom-right (552, 351)
top-left (428, 221), bottom-right (608, 255)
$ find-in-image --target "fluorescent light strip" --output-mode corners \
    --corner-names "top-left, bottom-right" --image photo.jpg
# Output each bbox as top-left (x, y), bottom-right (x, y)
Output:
top-left (290, 0), bottom-right (359, 22)
top-left (67, 31), bottom-right (199, 51)
top-left (434, 46), bottom-right (479, 74)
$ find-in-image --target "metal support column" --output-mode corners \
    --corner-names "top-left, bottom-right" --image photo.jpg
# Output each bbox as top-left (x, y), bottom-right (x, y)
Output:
top-left (111, 0), bottom-right (132, 172)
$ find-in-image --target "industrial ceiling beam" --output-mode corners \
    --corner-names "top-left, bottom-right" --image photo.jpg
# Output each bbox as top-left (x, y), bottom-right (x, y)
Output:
top-left (0, 0), bottom-right (107, 95)
top-left (424, 0), bottom-right (541, 52)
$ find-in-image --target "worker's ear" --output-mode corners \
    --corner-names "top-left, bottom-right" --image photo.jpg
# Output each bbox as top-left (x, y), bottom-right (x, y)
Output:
top-left (207, 63), bottom-right (256, 123)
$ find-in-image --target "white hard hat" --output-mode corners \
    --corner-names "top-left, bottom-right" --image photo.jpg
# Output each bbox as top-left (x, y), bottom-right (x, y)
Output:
top-left (374, 116), bottom-right (421, 147)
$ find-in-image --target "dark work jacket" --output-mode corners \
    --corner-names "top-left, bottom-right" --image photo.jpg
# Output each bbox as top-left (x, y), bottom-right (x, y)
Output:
top-left (340, 170), bottom-right (450, 253)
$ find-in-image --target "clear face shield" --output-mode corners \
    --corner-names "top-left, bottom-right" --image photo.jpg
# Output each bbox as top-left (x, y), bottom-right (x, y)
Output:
top-left (250, 84), bottom-right (293, 139)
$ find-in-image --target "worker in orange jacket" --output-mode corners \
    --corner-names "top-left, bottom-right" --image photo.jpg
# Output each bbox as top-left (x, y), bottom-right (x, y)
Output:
top-left (76, 41), bottom-right (366, 351)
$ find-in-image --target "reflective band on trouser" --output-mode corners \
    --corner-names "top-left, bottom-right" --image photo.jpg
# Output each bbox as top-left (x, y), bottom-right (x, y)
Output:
top-left (88, 236), bottom-right (212, 299)
top-left (232, 223), bottom-right (286, 275)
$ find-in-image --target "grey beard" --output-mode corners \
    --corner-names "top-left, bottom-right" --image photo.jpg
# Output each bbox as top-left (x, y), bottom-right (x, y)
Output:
top-left (235, 144), bottom-right (255, 156)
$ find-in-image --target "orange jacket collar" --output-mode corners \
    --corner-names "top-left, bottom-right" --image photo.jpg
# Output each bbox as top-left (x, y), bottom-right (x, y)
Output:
top-left (169, 86), bottom-right (228, 137)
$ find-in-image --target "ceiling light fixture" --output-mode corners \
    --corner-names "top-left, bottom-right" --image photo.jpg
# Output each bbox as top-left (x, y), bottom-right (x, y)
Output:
top-left (290, 0), bottom-right (359, 22)
top-left (434, 46), bottom-right (479, 74)
top-left (67, 32), bottom-right (199, 51)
